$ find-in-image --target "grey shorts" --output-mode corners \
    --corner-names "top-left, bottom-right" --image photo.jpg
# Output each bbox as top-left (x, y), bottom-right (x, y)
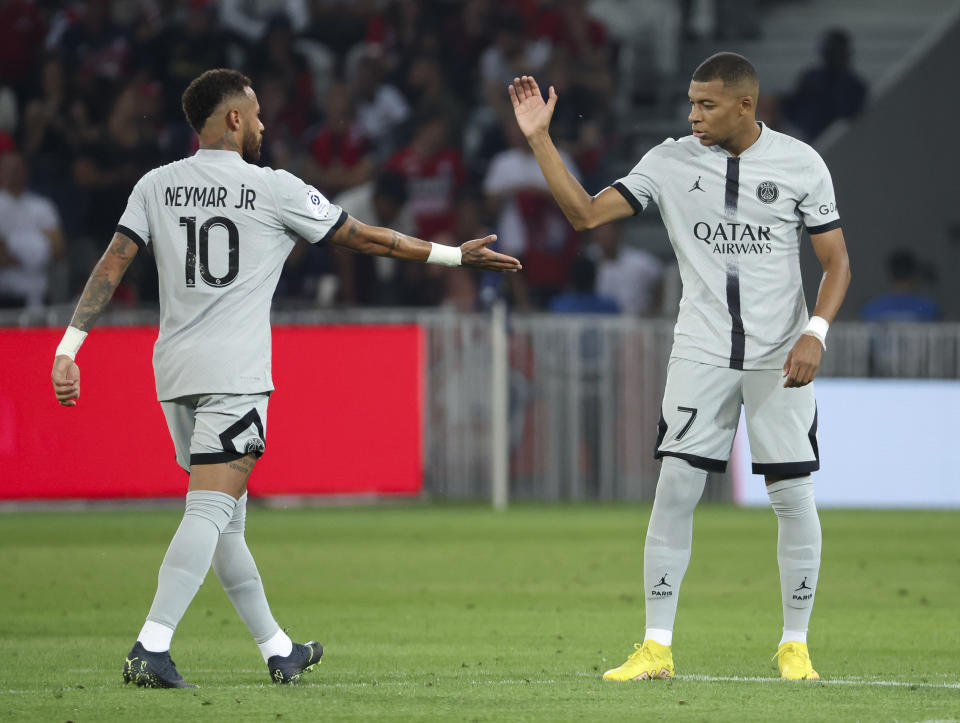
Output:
top-left (161, 393), bottom-right (269, 472)
top-left (655, 357), bottom-right (818, 475)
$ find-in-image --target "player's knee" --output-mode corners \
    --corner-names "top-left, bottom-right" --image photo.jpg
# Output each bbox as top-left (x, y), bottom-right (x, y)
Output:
top-left (766, 476), bottom-right (815, 519)
top-left (183, 490), bottom-right (237, 535)
top-left (655, 457), bottom-right (707, 510)
top-left (221, 493), bottom-right (248, 535)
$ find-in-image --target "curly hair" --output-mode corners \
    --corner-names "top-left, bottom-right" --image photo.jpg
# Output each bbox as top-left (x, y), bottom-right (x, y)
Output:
top-left (181, 69), bottom-right (252, 133)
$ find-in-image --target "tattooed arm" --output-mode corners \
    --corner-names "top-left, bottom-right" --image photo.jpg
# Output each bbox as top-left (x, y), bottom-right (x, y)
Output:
top-left (329, 215), bottom-right (522, 272)
top-left (51, 232), bottom-right (139, 406)
top-left (69, 232), bottom-right (140, 330)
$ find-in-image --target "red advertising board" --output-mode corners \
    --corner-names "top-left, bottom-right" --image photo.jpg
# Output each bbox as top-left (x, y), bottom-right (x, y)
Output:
top-left (0, 325), bottom-right (423, 499)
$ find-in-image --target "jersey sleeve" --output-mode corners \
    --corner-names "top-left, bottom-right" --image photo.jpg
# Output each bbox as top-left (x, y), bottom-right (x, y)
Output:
top-left (116, 173), bottom-right (152, 249)
top-left (610, 145), bottom-right (666, 215)
top-left (272, 169), bottom-right (347, 244)
top-left (798, 153), bottom-right (841, 234)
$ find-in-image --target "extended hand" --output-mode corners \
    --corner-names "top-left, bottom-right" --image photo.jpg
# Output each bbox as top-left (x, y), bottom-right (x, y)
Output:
top-left (52, 355), bottom-right (80, 406)
top-left (508, 76), bottom-right (557, 140)
top-left (782, 334), bottom-right (823, 388)
top-left (460, 235), bottom-right (522, 272)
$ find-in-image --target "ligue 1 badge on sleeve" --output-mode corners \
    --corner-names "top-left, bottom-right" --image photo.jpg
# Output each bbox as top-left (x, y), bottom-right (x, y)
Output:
top-left (756, 180), bottom-right (779, 204)
top-left (305, 186), bottom-right (329, 220)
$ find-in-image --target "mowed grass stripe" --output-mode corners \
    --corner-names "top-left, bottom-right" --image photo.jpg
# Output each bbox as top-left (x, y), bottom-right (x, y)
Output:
top-left (43, 672), bottom-right (960, 690)
top-left (1, 504), bottom-right (959, 722)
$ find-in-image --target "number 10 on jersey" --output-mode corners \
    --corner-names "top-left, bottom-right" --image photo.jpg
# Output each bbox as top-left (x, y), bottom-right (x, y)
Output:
top-left (180, 216), bottom-right (240, 288)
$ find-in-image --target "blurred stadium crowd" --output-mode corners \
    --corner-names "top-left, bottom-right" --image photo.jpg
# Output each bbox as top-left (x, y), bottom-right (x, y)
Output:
top-left (0, 0), bottom-right (901, 318)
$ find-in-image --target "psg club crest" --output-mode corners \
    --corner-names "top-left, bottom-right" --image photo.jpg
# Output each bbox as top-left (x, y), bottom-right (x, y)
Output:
top-left (756, 181), bottom-right (779, 204)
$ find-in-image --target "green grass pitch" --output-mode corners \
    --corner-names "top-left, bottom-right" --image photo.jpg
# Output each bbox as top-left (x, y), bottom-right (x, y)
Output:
top-left (1, 503), bottom-right (958, 721)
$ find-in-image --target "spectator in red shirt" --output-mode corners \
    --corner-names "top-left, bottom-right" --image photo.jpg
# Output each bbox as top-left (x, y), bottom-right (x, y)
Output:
top-left (0, 0), bottom-right (47, 97)
top-left (385, 109), bottom-right (464, 241)
top-left (534, 0), bottom-right (608, 64)
top-left (484, 119), bottom-right (581, 308)
top-left (58, 0), bottom-right (130, 87)
top-left (303, 81), bottom-right (374, 198)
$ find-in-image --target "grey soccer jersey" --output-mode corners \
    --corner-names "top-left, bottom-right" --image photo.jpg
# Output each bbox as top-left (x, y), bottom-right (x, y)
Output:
top-left (117, 149), bottom-right (346, 400)
top-left (613, 123), bottom-right (840, 369)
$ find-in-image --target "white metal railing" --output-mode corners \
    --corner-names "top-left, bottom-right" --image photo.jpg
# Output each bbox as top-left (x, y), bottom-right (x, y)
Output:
top-left (9, 308), bottom-right (959, 501)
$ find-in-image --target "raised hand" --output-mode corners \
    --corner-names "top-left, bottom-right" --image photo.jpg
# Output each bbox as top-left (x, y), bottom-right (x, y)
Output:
top-left (459, 235), bottom-right (522, 272)
top-left (508, 76), bottom-right (557, 141)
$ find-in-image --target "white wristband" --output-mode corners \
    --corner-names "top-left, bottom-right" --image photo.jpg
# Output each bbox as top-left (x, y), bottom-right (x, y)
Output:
top-left (55, 326), bottom-right (87, 360)
top-left (426, 242), bottom-right (461, 267)
top-left (803, 315), bottom-right (829, 350)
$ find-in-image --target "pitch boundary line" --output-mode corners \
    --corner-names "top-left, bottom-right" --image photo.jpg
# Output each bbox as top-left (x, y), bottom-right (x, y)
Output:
top-left (674, 673), bottom-right (960, 690)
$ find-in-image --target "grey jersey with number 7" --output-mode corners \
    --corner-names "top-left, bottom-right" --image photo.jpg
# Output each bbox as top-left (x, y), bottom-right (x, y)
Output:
top-left (117, 149), bottom-right (346, 400)
top-left (612, 123), bottom-right (841, 370)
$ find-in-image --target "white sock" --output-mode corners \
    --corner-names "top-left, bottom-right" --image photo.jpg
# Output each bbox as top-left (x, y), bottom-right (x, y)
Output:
top-left (213, 494), bottom-right (285, 648)
top-left (767, 477), bottom-right (821, 644)
top-left (645, 628), bottom-right (673, 646)
top-left (780, 630), bottom-right (807, 645)
top-left (643, 458), bottom-right (706, 635)
top-left (258, 627), bottom-right (293, 662)
top-left (138, 620), bottom-right (175, 653)
top-left (145, 490), bottom-right (237, 635)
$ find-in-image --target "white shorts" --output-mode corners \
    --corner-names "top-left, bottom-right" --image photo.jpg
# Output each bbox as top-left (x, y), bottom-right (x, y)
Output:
top-left (161, 393), bottom-right (270, 472)
top-left (655, 357), bottom-right (818, 475)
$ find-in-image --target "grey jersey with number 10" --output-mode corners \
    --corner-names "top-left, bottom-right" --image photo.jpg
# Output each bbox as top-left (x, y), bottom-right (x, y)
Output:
top-left (613, 123), bottom-right (841, 370)
top-left (117, 149), bottom-right (346, 400)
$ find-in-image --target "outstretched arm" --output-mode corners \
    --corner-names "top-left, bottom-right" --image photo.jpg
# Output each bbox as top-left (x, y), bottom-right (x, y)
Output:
top-left (329, 214), bottom-right (522, 272)
top-left (782, 227), bottom-right (851, 388)
top-left (509, 75), bottom-right (633, 231)
top-left (51, 231), bottom-right (139, 406)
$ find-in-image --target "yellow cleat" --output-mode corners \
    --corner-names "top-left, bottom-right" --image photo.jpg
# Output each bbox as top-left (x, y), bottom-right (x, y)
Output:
top-left (775, 641), bottom-right (820, 680)
top-left (602, 640), bottom-right (674, 681)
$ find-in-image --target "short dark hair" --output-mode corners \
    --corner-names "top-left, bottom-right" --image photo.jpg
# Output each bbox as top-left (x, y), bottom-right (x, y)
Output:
top-left (692, 52), bottom-right (758, 89)
top-left (887, 250), bottom-right (918, 282)
top-left (181, 69), bottom-right (252, 133)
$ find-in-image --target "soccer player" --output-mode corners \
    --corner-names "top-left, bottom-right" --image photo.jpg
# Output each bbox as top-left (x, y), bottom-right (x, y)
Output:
top-left (50, 69), bottom-right (521, 689)
top-left (509, 53), bottom-right (850, 680)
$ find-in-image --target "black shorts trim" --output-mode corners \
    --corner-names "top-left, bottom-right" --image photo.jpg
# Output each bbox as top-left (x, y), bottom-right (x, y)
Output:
top-left (316, 209), bottom-right (349, 244)
top-left (753, 405), bottom-right (819, 475)
top-left (806, 219), bottom-right (841, 235)
top-left (808, 405), bottom-right (819, 460)
top-left (190, 451), bottom-right (247, 465)
top-left (611, 182), bottom-right (643, 215)
top-left (218, 408), bottom-right (266, 455)
top-left (116, 224), bottom-right (147, 250)
top-left (654, 408), bottom-right (728, 471)
top-left (656, 450), bottom-right (728, 473)
top-left (752, 460), bottom-right (819, 475)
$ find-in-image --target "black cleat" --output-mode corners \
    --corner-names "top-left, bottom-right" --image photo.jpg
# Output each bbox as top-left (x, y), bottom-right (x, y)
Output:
top-left (122, 641), bottom-right (197, 689)
top-left (268, 641), bottom-right (323, 684)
